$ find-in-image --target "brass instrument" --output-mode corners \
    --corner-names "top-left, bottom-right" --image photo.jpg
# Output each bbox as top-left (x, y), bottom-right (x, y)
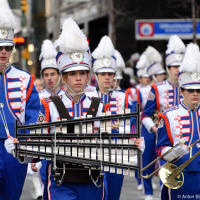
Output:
top-left (141, 138), bottom-right (200, 189)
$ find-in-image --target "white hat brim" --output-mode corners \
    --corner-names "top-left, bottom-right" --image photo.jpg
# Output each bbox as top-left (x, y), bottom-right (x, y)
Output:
top-left (62, 65), bottom-right (89, 73)
top-left (181, 84), bottom-right (200, 89)
top-left (167, 62), bottom-right (181, 67)
top-left (96, 68), bottom-right (115, 73)
top-left (0, 42), bottom-right (14, 46)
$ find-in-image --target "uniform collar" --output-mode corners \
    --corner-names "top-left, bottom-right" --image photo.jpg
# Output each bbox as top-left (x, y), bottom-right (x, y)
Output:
top-left (0, 64), bottom-right (12, 76)
top-left (167, 79), bottom-right (179, 87)
top-left (64, 88), bottom-right (86, 104)
top-left (181, 101), bottom-right (200, 111)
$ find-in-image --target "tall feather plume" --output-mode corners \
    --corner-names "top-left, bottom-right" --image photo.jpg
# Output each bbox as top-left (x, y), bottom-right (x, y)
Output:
top-left (166, 35), bottom-right (185, 54)
top-left (0, 0), bottom-right (16, 28)
top-left (39, 39), bottom-right (57, 61)
top-left (136, 53), bottom-right (149, 69)
top-left (54, 18), bottom-right (88, 53)
top-left (115, 50), bottom-right (125, 70)
top-left (179, 43), bottom-right (200, 73)
top-left (144, 46), bottom-right (162, 64)
top-left (92, 36), bottom-right (115, 59)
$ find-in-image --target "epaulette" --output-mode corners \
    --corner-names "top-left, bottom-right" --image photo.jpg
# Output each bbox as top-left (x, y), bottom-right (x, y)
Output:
top-left (12, 65), bottom-right (31, 75)
top-left (164, 105), bottom-right (179, 114)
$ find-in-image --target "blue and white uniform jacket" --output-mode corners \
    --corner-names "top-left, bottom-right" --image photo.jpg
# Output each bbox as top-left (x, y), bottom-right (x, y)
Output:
top-left (0, 65), bottom-right (40, 138)
top-left (0, 65), bottom-right (40, 200)
top-left (156, 102), bottom-right (200, 171)
top-left (136, 84), bottom-right (151, 109)
top-left (142, 80), bottom-right (182, 133)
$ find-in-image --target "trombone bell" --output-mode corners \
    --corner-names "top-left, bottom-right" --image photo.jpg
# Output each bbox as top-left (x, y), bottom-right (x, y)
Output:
top-left (159, 163), bottom-right (184, 189)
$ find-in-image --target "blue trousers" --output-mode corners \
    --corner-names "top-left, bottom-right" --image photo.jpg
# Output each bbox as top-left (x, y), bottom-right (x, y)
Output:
top-left (104, 172), bottom-right (123, 200)
top-left (0, 140), bottom-right (27, 200)
top-left (142, 126), bottom-right (156, 195)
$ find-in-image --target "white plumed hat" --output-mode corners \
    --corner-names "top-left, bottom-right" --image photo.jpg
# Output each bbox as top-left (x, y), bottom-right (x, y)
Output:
top-left (165, 35), bottom-right (185, 67)
top-left (144, 46), bottom-right (165, 76)
top-left (39, 39), bottom-right (59, 73)
top-left (114, 50), bottom-right (125, 79)
top-left (92, 36), bottom-right (116, 73)
top-left (55, 18), bottom-right (91, 73)
top-left (136, 53), bottom-right (149, 77)
top-left (0, 0), bottom-right (16, 46)
top-left (137, 67), bottom-right (149, 78)
top-left (179, 43), bottom-right (200, 89)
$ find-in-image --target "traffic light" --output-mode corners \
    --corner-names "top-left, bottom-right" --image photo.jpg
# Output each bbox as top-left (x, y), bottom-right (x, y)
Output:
top-left (14, 36), bottom-right (27, 49)
top-left (21, 0), bottom-right (28, 14)
top-left (14, 36), bottom-right (25, 44)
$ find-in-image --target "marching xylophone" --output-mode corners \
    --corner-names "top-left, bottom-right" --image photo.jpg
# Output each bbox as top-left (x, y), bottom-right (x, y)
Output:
top-left (14, 104), bottom-right (141, 185)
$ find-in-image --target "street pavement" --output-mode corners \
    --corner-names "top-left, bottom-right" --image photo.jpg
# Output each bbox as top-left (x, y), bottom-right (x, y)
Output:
top-left (21, 175), bottom-right (160, 200)
top-left (120, 176), bottom-right (160, 200)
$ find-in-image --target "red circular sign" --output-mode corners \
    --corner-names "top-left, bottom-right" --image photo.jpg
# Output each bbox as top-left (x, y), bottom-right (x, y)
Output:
top-left (139, 22), bottom-right (154, 37)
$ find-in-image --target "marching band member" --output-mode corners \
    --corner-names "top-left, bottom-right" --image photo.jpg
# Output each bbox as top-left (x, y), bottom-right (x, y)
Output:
top-left (86, 36), bottom-right (128, 200)
top-left (135, 53), bottom-right (151, 110)
top-left (1, 0), bottom-right (40, 199)
top-left (126, 53), bottom-right (150, 192)
top-left (40, 18), bottom-right (104, 200)
top-left (30, 39), bottom-right (61, 200)
top-left (141, 35), bottom-right (185, 200)
top-left (39, 39), bottom-right (62, 99)
top-left (86, 35), bottom-right (144, 200)
top-left (133, 53), bottom-right (151, 192)
top-left (156, 43), bottom-right (200, 199)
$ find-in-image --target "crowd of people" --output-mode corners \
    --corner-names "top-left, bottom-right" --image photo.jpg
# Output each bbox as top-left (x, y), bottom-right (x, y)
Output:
top-left (1, 0), bottom-right (200, 200)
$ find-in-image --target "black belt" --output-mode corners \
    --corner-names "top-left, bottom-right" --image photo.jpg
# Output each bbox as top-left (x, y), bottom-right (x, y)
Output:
top-left (56, 163), bottom-right (100, 184)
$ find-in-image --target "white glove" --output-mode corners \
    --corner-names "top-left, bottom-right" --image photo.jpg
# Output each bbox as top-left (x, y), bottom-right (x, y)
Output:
top-left (4, 138), bottom-right (15, 154)
top-left (134, 137), bottom-right (145, 153)
top-left (139, 137), bottom-right (145, 153)
top-left (163, 144), bottom-right (189, 162)
top-left (35, 161), bottom-right (42, 171)
top-left (27, 163), bottom-right (34, 175)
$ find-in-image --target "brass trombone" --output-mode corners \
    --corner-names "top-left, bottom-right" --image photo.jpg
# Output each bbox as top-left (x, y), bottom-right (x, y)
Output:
top-left (141, 138), bottom-right (200, 189)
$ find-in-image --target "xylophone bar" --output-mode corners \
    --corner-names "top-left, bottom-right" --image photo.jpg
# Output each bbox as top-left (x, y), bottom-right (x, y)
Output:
top-left (17, 139), bottom-right (140, 166)
top-left (16, 149), bottom-right (140, 176)
top-left (16, 133), bottom-right (139, 139)
top-left (17, 140), bottom-right (138, 148)
top-left (15, 105), bottom-right (140, 133)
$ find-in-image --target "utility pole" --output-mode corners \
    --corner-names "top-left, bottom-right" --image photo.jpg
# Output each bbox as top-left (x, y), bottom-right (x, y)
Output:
top-left (192, 0), bottom-right (197, 43)
top-left (108, 0), bottom-right (116, 46)
top-left (53, 0), bottom-right (61, 41)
